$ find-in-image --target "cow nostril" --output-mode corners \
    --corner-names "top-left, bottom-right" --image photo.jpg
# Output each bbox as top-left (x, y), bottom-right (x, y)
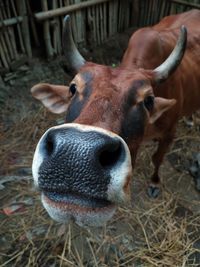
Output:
top-left (45, 133), bottom-right (54, 156)
top-left (99, 142), bottom-right (122, 169)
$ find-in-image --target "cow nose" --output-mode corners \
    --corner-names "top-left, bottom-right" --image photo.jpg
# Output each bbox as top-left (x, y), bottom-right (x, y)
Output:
top-left (44, 128), bottom-right (123, 170)
top-left (32, 124), bottom-right (132, 202)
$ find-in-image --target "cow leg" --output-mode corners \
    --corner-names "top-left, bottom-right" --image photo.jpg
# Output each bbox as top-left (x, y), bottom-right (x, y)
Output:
top-left (147, 133), bottom-right (175, 198)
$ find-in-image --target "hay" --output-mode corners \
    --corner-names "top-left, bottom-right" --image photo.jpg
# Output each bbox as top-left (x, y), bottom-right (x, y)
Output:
top-left (0, 102), bottom-right (57, 175)
top-left (1, 188), bottom-right (200, 266)
top-left (1, 105), bottom-right (200, 266)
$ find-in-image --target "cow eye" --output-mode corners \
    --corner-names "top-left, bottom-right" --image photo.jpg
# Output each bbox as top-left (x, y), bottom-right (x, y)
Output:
top-left (69, 83), bottom-right (77, 96)
top-left (144, 95), bottom-right (154, 111)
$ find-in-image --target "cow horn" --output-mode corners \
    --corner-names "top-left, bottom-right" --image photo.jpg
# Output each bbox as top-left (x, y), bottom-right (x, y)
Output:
top-left (153, 26), bottom-right (187, 83)
top-left (62, 15), bottom-right (85, 72)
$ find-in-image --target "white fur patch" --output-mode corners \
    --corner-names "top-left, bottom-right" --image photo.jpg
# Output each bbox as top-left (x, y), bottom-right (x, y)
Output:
top-left (32, 129), bottom-right (50, 186)
top-left (42, 193), bottom-right (116, 227)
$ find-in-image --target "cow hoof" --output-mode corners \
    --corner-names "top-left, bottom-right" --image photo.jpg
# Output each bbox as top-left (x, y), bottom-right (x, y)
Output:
top-left (147, 184), bottom-right (160, 198)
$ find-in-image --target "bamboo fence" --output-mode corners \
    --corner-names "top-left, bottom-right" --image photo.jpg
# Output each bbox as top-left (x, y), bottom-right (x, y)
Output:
top-left (0, 0), bottom-right (199, 75)
top-left (0, 0), bottom-right (33, 75)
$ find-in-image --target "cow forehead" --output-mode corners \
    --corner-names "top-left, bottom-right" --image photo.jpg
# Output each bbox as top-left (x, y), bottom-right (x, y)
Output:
top-left (75, 63), bottom-right (152, 95)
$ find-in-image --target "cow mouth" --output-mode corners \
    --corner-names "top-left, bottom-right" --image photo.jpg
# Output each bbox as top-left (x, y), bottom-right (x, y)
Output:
top-left (44, 191), bottom-right (113, 209)
top-left (41, 191), bottom-right (116, 226)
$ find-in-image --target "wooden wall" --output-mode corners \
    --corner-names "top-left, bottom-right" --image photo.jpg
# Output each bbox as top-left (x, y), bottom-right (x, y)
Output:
top-left (0, 0), bottom-right (199, 75)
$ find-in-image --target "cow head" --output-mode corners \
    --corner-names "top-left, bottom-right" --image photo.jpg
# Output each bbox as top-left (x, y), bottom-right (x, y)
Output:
top-left (31, 16), bottom-right (186, 227)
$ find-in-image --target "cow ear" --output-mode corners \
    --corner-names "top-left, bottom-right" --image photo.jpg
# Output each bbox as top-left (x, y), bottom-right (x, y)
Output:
top-left (31, 83), bottom-right (71, 114)
top-left (149, 97), bottom-right (176, 124)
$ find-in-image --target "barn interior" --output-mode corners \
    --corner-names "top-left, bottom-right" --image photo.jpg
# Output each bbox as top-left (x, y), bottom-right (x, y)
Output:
top-left (0, 0), bottom-right (200, 266)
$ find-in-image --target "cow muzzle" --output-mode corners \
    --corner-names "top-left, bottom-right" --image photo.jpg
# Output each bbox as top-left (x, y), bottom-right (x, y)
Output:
top-left (32, 123), bottom-right (132, 227)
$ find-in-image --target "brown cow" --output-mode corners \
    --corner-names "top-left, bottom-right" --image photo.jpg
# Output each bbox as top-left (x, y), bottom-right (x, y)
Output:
top-left (31, 10), bottom-right (200, 227)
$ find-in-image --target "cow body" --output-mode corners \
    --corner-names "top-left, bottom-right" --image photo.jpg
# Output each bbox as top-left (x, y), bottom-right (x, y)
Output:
top-left (122, 9), bottom-right (200, 117)
top-left (122, 10), bottom-right (200, 194)
top-left (31, 10), bottom-right (200, 226)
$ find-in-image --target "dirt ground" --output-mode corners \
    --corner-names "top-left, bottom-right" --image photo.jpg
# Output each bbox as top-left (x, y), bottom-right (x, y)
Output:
top-left (0, 30), bottom-right (200, 267)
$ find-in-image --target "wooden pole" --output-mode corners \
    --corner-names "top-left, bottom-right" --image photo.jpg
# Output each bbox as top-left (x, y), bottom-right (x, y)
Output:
top-left (74, 0), bottom-right (85, 46)
top-left (0, 9), bottom-right (14, 61)
top-left (131, 0), bottom-right (139, 27)
top-left (92, 6), bottom-right (97, 45)
top-left (54, 0), bottom-right (61, 54)
top-left (113, 0), bottom-right (118, 33)
top-left (170, 2), bottom-right (177, 14)
top-left (0, 2), bottom-right (12, 63)
top-left (10, 0), bottom-right (25, 54)
top-left (156, 0), bottom-right (163, 22)
top-left (0, 16), bottom-right (23, 28)
top-left (163, 0), bottom-right (171, 17)
top-left (103, 2), bottom-right (107, 40)
top-left (87, 5), bottom-right (94, 47)
top-left (0, 33), bottom-right (11, 65)
top-left (95, 5), bottom-right (100, 44)
top-left (35, 0), bottom-right (112, 21)
top-left (69, 0), bottom-right (78, 44)
top-left (171, 0), bottom-right (200, 9)
top-left (17, 0), bottom-right (32, 58)
top-left (118, 0), bottom-right (122, 31)
top-left (26, 0), bottom-right (40, 47)
top-left (52, 0), bottom-right (58, 54)
top-left (41, 0), bottom-right (54, 57)
top-left (124, 0), bottom-right (130, 29)
top-left (151, 0), bottom-right (156, 25)
top-left (144, 0), bottom-right (150, 25)
top-left (5, 0), bottom-right (19, 60)
top-left (109, 0), bottom-right (114, 35)
top-left (0, 39), bottom-right (9, 69)
top-left (0, 57), bottom-right (3, 67)
top-left (139, 0), bottom-right (145, 27)
top-left (99, 4), bottom-right (104, 43)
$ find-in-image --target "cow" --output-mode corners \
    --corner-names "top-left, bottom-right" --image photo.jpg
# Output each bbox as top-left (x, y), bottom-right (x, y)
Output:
top-left (31, 10), bottom-right (200, 227)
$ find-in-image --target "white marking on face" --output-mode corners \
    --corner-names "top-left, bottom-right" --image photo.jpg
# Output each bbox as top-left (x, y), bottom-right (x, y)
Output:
top-left (108, 138), bottom-right (132, 203)
top-left (32, 129), bottom-right (51, 186)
